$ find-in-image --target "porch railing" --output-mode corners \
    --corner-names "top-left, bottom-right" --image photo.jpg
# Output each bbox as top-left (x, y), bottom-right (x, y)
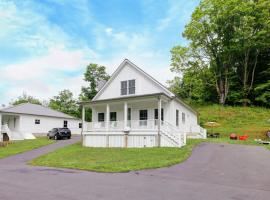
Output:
top-left (85, 119), bottom-right (159, 132)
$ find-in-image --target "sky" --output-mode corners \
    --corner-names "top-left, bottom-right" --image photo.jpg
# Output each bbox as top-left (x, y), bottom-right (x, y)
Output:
top-left (0, 0), bottom-right (200, 105)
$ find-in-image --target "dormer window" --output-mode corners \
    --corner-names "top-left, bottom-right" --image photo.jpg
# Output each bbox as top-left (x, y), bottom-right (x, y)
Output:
top-left (121, 79), bottom-right (135, 95)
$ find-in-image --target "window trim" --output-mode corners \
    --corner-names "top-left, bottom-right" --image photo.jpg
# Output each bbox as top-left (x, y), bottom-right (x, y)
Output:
top-left (35, 119), bottom-right (40, 125)
top-left (154, 108), bottom-right (164, 121)
top-left (128, 79), bottom-right (136, 94)
top-left (121, 81), bottom-right (128, 95)
top-left (121, 79), bottom-right (136, 95)
top-left (110, 112), bottom-right (117, 121)
top-left (176, 110), bottom-right (179, 126)
top-left (182, 112), bottom-right (185, 124)
top-left (63, 120), bottom-right (68, 128)
top-left (98, 113), bottom-right (105, 122)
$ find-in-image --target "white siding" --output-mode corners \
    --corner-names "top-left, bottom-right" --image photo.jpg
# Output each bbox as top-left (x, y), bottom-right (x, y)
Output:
top-left (96, 63), bottom-right (164, 100)
top-left (19, 114), bottom-right (81, 135)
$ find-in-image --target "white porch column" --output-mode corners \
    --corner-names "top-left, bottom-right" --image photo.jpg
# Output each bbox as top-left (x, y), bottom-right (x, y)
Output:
top-left (106, 104), bottom-right (110, 131)
top-left (124, 102), bottom-right (128, 128)
top-left (81, 106), bottom-right (85, 144)
top-left (82, 106), bottom-right (85, 132)
top-left (157, 96), bottom-right (162, 147)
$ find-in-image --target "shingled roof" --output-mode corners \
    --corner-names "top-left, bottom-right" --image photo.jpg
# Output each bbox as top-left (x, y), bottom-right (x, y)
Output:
top-left (0, 103), bottom-right (76, 119)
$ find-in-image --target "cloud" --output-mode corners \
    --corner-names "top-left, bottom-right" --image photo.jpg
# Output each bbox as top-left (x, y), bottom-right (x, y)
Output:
top-left (0, 0), bottom-right (197, 105)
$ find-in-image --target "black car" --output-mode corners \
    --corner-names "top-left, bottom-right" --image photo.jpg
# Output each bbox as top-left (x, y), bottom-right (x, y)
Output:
top-left (47, 128), bottom-right (71, 140)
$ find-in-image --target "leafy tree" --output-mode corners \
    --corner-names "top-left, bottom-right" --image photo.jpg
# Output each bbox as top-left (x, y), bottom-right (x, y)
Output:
top-left (11, 93), bottom-right (42, 106)
top-left (80, 63), bottom-right (110, 121)
top-left (49, 90), bottom-right (80, 118)
top-left (170, 0), bottom-right (270, 106)
top-left (80, 63), bottom-right (110, 101)
top-left (230, 0), bottom-right (270, 105)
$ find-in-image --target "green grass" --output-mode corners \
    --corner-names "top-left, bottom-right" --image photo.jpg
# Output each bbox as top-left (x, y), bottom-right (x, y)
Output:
top-left (195, 104), bottom-right (270, 139)
top-left (30, 140), bottom-right (202, 173)
top-left (0, 137), bottom-right (54, 159)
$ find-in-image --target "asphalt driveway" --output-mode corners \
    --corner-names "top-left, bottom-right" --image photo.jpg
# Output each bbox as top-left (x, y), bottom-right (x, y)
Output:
top-left (0, 140), bottom-right (270, 200)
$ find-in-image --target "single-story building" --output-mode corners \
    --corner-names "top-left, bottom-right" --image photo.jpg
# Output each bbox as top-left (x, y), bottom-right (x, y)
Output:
top-left (0, 103), bottom-right (81, 141)
top-left (80, 59), bottom-right (206, 148)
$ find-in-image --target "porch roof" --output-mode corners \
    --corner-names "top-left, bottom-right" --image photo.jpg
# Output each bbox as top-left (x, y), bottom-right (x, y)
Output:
top-left (81, 93), bottom-right (169, 105)
top-left (80, 93), bottom-right (197, 114)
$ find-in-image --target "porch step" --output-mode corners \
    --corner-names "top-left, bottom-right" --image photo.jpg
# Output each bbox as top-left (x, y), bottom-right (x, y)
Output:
top-left (161, 131), bottom-right (180, 147)
top-left (9, 131), bottom-right (25, 140)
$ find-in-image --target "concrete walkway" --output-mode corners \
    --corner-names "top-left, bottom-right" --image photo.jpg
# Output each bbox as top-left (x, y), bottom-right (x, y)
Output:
top-left (0, 141), bottom-right (270, 200)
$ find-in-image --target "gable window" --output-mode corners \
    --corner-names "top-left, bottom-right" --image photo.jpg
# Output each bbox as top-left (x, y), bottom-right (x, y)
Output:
top-left (63, 120), bottom-right (68, 128)
top-left (121, 79), bottom-right (136, 95)
top-left (79, 123), bottom-right (82, 128)
top-left (139, 110), bottom-right (148, 126)
top-left (176, 110), bottom-right (179, 126)
top-left (98, 113), bottom-right (105, 122)
top-left (182, 112), bottom-right (185, 124)
top-left (128, 79), bottom-right (136, 94)
top-left (110, 112), bottom-right (117, 121)
top-left (35, 119), bottom-right (40, 125)
top-left (121, 81), bottom-right (128, 95)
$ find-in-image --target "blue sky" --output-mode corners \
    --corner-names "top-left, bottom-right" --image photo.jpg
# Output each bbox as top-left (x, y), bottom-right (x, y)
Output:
top-left (0, 0), bottom-right (200, 105)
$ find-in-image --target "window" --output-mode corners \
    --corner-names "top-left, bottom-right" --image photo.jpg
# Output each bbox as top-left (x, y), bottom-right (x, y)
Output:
top-left (121, 81), bottom-right (128, 95)
top-left (79, 123), bottom-right (82, 128)
top-left (139, 110), bottom-right (148, 126)
top-left (176, 110), bottom-right (179, 126)
top-left (128, 108), bottom-right (131, 120)
top-left (110, 112), bottom-right (117, 121)
top-left (121, 79), bottom-right (136, 95)
top-left (154, 109), bottom-right (164, 121)
top-left (128, 79), bottom-right (136, 94)
top-left (182, 112), bottom-right (185, 124)
top-left (63, 120), bottom-right (68, 128)
top-left (98, 113), bottom-right (105, 122)
top-left (35, 119), bottom-right (40, 124)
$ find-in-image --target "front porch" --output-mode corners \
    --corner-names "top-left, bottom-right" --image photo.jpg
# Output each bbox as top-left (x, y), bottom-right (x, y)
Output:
top-left (0, 113), bottom-right (24, 141)
top-left (81, 95), bottom-right (186, 148)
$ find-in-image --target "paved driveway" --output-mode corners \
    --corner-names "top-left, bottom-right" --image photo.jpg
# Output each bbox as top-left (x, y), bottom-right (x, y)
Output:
top-left (0, 141), bottom-right (270, 200)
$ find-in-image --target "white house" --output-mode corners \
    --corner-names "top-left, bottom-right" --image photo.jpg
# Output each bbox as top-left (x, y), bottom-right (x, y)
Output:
top-left (0, 103), bottom-right (82, 141)
top-left (81, 59), bottom-right (206, 148)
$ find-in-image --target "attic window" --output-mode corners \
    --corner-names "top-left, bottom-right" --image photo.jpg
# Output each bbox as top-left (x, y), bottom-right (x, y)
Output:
top-left (121, 79), bottom-right (136, 95)
top-left (121, 81), bottom-right (127, 95)
top-left (128, 79), bottom-right (135, 94)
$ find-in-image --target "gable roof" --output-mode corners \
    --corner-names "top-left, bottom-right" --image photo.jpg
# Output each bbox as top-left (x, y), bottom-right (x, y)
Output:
top-left (92, 59), bottom-right (175, 101)
top-left (0, 103), bottom-right (77, 119)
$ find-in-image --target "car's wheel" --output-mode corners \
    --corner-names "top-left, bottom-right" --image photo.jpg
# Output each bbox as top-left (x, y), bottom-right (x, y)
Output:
top-left (54, 135), bottom-right (58, 140)
top-left (67, 136), bottom-right (71, 139)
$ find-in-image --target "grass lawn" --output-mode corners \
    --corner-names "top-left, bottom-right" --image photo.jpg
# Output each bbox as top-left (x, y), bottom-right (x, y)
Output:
top-left (195, 105), bottom-right (270, 139)
top-left (0, 137), bottom-right (54, 159)
top-left (30, 139), bottom-right (202, 173)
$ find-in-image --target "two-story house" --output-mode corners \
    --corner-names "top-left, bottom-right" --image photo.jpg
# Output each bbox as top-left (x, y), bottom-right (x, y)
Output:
top-left (81, 59), bottom-right (206, 148)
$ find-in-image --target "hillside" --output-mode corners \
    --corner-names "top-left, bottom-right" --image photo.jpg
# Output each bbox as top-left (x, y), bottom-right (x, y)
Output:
top-left (195, 105), bottom-right (270, 139)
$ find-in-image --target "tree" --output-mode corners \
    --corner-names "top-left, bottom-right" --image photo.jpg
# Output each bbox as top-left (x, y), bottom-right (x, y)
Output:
top-left (170, 45), bottom-right (217, 104)
top-left (49, 90), bottom-right (80, 118)
top-left (80, 63), bottom-right (110, 101)
top-left (80, 63), bottom-right (110, 121)
top-left (231, 0), bottom-right (270, 105)
top-left (170, 0), bottom-right (270, 106)
top-left (11, 93), bottom-right (42, 106)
